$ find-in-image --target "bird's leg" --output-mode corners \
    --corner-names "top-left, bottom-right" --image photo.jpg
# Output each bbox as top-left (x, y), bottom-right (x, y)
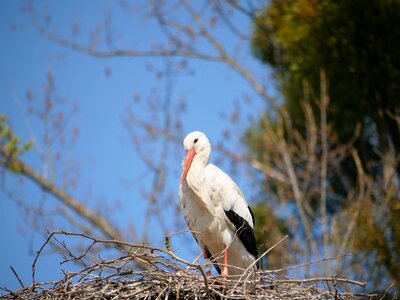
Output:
top-left (203, 247), bottom-right (212, 276)
top-left (221, 247), bottom-right (228, 279)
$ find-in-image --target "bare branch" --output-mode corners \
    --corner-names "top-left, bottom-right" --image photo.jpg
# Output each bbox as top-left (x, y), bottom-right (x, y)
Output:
top-left (0, 149), bottom-right (122, 241)
top-left (0, 147), bottom-right (151, 272)
top-left (319, 69), bottom-right (330, 274)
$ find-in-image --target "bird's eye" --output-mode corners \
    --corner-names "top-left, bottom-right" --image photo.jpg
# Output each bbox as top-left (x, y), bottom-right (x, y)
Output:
top-left (194, 138), bottom-right (198, 144)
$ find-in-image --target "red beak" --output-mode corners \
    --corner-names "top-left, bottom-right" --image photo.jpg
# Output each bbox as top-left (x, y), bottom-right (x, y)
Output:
top-left (181, 150), bottom-right (196, 183)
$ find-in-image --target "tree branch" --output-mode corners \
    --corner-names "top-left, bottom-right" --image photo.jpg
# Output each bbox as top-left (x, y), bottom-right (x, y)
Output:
top-left (319, 69), bottom-right (330, 274)
top-left (0, 146), bottom-right (151, 270)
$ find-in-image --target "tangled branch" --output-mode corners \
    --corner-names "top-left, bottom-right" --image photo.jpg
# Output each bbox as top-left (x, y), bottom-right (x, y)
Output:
top-left (1, 231), bottom-right (367, 299)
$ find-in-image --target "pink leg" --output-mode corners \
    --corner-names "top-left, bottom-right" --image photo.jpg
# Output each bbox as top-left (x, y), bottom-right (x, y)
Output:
top-left (203, 247), bottom-right (212, 276)
top-left (221, 247), bottom-right (228, 279)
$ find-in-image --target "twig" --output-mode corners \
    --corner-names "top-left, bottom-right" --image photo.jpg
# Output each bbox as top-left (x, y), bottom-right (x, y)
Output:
top-left (273, 254), bottom-right (351, 273)
top-left (379, 282), bottom-right (396, 300)
top-left (233, 235), bottom-right (288, 289)
top-left (320, 68), bottom-right (330, 275)
top-left (9, 266), bottom-right (25, 288)
top-left (31, 231), bottom-right (55, 285)
top-left (275, 277), bottom-right (366, 288)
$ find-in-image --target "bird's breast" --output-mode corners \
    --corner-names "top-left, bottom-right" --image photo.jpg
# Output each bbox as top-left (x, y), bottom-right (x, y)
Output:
top-left (179, 183), bottom-right (228, 243)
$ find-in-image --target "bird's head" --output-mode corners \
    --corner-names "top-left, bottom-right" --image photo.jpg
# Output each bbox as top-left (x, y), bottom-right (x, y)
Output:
top-left (180, 131), bottom-right (211, 183)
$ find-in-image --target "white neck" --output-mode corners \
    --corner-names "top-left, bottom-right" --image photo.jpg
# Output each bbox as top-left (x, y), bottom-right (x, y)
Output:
top-left (185, 147), bottom-right (210, 193)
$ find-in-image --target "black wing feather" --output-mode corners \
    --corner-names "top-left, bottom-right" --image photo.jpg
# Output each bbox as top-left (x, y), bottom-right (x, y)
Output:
top-left (248, 205), bottom-right (255, 227)
top-left (224, 209), bottom-right (258, 260)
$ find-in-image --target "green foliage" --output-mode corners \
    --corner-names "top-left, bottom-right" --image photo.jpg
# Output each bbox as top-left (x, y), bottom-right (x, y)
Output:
top-left (252, 0), bottom-right (400, 153)
top-left (0, 114), bottom-right (32, 173)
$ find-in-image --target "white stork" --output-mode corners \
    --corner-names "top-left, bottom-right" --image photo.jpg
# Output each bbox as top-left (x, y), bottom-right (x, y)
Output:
top-left (178, 131), bottom-right (257, 278)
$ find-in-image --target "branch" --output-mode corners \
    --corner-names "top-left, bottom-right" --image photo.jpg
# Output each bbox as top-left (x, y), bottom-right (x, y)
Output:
top-left (250, 159), bottom-right (289, 183)
top-left (261, 115), bottom-right (318, 255)
top-left (275, 277), bottom-right (366, 288)
top-left (0, 149), bottom-right (120, 240)
top-left (183, 0), bottom-right (274, 106)
top-left (0, 147), bottom-right (151, 271)
top-left (31, 12), bottom-right (220, 62)
top-left (319, 69), bottom-right (330, 274)
top-left (29, 1), bottom-right (276, 110)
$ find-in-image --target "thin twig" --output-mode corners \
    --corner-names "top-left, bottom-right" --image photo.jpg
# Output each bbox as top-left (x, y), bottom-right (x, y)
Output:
top-left (320, 68), bottom-right (330, 275)
top-left (233, 235), bottom-right (288, 289)
top-left (9, 266), bottom-right (25, 288)
top-left (275, 277), bottom-right (366, 288)
top-left (379, 282), bottom-right (396, 300)
top-left (274, 254), bottom-right (351, 273)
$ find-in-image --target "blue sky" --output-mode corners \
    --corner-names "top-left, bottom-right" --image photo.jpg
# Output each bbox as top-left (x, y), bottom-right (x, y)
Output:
top-left (0, 0), bottom-right (273, 292)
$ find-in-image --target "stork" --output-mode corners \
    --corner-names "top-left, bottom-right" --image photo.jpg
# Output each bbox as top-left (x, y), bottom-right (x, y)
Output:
top-left (178, 131), bottom-right (257, 278)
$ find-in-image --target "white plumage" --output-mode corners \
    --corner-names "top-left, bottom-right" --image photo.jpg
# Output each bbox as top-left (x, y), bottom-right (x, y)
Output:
top-left (178, 131), bottom-right (257, 277)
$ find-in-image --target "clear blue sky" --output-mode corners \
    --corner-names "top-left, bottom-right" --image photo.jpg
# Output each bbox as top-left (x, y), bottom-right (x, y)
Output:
top-left (0, 0), bottom-right (271, 292)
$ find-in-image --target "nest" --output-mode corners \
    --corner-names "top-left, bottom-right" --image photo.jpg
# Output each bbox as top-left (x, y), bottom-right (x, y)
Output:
top-left (1, 231), bottom-right (367, 299)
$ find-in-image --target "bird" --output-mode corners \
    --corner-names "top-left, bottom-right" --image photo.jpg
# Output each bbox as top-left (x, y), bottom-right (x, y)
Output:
top-left (178, 131), bottom-right (257, 278)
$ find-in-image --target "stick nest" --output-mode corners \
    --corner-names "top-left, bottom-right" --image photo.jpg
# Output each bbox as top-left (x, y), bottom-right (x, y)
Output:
top-left (1, 231), bottom-right (366, 299)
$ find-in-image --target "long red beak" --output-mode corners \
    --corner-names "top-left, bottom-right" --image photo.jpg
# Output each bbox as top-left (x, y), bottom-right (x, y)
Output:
top-left (181, 150), bottom-right (196, 183)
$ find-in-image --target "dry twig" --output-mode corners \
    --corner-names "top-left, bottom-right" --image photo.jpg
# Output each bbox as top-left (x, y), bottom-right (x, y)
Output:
top-left (0, 231), bottom-right (367, 299)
